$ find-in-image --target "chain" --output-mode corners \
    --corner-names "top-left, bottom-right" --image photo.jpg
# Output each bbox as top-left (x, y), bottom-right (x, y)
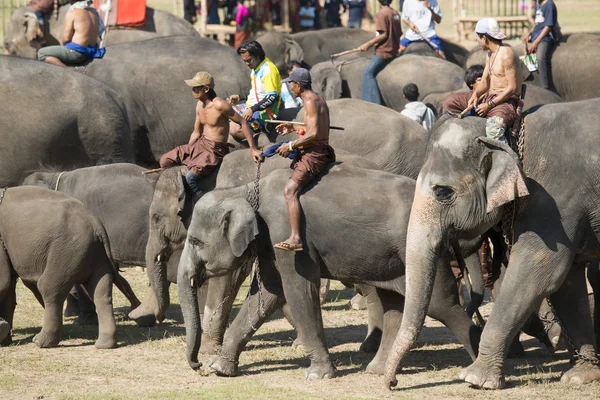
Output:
top-left (502, 116), bottom-right (526, 251)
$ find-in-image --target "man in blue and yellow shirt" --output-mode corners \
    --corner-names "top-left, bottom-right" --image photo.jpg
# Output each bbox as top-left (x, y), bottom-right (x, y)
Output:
top-left (228, 40), bottom-right (281, 139)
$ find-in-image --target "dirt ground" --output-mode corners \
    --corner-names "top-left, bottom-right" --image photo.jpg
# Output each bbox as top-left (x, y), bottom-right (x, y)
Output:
top-left (1, 270), bottom-right (599, 400)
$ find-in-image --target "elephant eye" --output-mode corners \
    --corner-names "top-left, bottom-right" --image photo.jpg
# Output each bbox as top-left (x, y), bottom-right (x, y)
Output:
top-left (432, 185), bottom-right (456, 204)
top-left (188, 236), bottom-right (204, 248)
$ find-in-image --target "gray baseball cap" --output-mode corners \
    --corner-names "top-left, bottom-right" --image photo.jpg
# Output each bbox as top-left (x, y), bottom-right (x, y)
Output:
top-left (283, 68), bottom-right (311, 85)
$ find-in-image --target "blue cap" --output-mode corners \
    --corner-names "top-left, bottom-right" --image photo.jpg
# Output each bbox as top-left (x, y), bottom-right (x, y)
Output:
top-left (283, 68), bottom-right (311, 85)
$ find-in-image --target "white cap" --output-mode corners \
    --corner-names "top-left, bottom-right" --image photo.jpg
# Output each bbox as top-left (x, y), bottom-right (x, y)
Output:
top-left (475, 18), bottom-right (507, 40)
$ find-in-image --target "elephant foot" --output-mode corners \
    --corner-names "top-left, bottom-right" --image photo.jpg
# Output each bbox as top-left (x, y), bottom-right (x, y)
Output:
top-left (0, 318), bottom-right (10, 343)
top-left (506, 338), bottom-right (524, 359)
top-left (33, 330), bottom-right (60, 348)
top-left (128, 303), bottom-right (159, 327)
top-left (74, 312), bottom-right (98, 326)
top-left (459, 359), bottom-right (505, 389)
top-left (561, 361), bottom-right (600, 384)
top-left (199, 335), bottom-right (221, 355)
top-left (291, 337), bottom-right (307, 353)
top-left (304, 361), bottom-right (336, 380)
top-left (359, 329), bottom-right (382, 353)
top-left (63, 297), bottom-right (80, 318)
top-left (349, 293), bottom-right (367, 310)
top-left (94, 335), bottom-right (117, 349)
top-left (207, 353), bottom-right (238, 377)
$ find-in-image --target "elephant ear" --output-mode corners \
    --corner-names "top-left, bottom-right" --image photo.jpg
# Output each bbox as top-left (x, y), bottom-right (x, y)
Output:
top-left (24, 12), bottom-right (43, 44)
top-left (284, 38), bottom-right (304, 65)
top-left (177, 173), bottom-right (188, 212)
top-left (478, 137), bottom-right (529, 213)
top-left (221, 204), bottom-right (259, 258)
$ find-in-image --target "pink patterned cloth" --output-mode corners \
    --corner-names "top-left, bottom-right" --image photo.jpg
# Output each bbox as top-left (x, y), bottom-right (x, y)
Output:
top-left (235, 4), bottom-right (249, 25)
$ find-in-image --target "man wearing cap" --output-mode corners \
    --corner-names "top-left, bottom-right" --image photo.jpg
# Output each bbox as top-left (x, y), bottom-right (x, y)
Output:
top-left (227, 40), bottom-right (281, 140)
top-left (159, 72), bottom-right (262, 200)
top-left (443, 18), bottom-right (522, 143)
top-left (272, 68), bottom-right (336, 252)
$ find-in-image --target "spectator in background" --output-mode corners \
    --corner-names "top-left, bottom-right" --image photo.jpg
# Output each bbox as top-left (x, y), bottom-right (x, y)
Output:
top-left (324, 0), bottom-right (345, 28)
top-left (400, 83), bottom-right (435, 132)
top-left (313, 0), bottom-right (323, 29)
top-left (207, 0), bottom-right (221, 25)
top-left (281, 60), bottom-right (305, 109)
top-left (184, 0), bottom-right (197, 24)
top-left (344, 0), bottom-right (366, 29)
top-left (400, 0), bottom-right (445, 59)
top-left (299, 0), bottom-right (316, 30)
top-left (521, 0), bottom-right (560, 90)
top-left (234, 0), bottom-right (250, 49)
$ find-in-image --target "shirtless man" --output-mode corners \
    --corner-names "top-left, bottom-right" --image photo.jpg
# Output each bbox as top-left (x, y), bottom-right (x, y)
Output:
top-left (37, 0), bottom-right (105, 66)
top-left (273, 68), bottom-right (336, 252)
top-left (160, 72), bottom-right (263, 201)
top-left (443, 18), bottom-right (522, 143)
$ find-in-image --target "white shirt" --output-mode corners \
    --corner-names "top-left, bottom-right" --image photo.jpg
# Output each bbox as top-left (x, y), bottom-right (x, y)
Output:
top-left (401, 101), bottom-right (436, 132)
top-left (401, 0), bottom-right (441, 41)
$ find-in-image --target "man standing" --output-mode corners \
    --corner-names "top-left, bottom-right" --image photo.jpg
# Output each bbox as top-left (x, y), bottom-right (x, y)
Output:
top-left (37, 0), bottom-right (105, 66)
top-left (443, 18), bottom-right (522, 143)
top-left (399, 0), bottom-right (445, 59)
top-left (160, 72), bottom-right (262, 201)
top-left (343, 0), bottom-right (366, 29)
top-left (521, 0), bottom-right (560, 90)
top-left (357, 0), bottom-right (402, 105)
top-left (228, 40), bottom-right (282, 139)
top-left (273, 68), bottom-right (336, 252)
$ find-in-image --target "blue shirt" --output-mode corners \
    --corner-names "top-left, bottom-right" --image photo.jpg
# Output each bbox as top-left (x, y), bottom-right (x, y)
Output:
top-left (343, 0), bottom-right (366, 23)
top-left (531, 0), bottom-right (558, 43)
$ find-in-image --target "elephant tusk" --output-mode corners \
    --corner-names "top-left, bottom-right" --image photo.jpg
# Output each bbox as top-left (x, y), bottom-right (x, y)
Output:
top-left (156, 254), bottom-right (161, 262)
top-left (190, 277), bottom-right (196, 288)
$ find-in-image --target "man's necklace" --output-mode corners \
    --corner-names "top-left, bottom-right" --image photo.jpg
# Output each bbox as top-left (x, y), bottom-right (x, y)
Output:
top-left (490, 48), bottom-right (500, 72)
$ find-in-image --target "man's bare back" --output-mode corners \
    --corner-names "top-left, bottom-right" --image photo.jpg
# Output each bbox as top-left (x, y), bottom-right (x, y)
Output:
top-left (487, 45), bottom-right (523, 97)
top-left (65, 8), bottom-right (99, 46)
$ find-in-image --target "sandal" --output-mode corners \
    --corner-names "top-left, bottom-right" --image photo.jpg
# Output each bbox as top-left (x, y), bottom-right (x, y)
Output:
top-left (273, 241), bottom-right (303, 252)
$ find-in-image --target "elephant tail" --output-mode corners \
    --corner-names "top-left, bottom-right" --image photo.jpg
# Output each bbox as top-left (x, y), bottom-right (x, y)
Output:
top-left (95, 220), bottom-right (141, 310)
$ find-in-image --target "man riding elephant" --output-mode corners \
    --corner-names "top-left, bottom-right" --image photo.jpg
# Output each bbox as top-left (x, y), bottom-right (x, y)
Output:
top-left (443, 18), bottom-right (522, 144)
top-left (37, 0), bottom-right (105, 67)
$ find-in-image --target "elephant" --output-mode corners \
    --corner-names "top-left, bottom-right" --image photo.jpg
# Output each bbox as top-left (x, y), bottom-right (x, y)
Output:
top-left (135, 149), bottom-right (378, 328)
top-left (81, 37), bottom-right (251, 166)
top-left (0, 55), bottom-right (134, 187)
top-left (22, 163), bottom-right (173, 327)
top-left (466, 34), bottom-right (600, 102)
top-left (176, 165), bottom-right (482, 378)
top-left (3, 5), bottom-right (198, 59)
top-left (311, 55), bottom-right (466, 112)
top-left (402, 39), bottom-right (471, 68)
top-left (422, 84), bottom-right (563, 117)
top-left (384, 99), bottom-right (600, 390)
top-left (256, 31), bottom-right (304, 74)
top-left (0, 186), bottom-right (139, 348)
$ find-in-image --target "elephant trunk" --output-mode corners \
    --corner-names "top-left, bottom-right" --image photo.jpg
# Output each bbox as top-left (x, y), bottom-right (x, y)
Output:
top-left (145, 237), bottom-right (170, 322)
top-left (384, 188), bottom-right (443, 389)
top-left (178, 246), bottom-right (205, 370)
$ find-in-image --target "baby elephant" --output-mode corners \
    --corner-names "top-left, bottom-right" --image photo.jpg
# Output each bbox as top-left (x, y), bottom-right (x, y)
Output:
top-left (0, 187), bottom-right (131, 349)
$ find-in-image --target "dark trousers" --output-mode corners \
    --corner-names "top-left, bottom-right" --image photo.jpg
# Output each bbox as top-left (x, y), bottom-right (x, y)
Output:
top-left (536, 41), bottom-right (555, 90)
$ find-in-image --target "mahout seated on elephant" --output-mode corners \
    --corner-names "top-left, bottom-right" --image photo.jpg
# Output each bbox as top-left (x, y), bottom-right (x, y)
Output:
top-left (399, 0), bottom-right (445, 59)
top-left (177, 165), bottom-right (482, 379)
top-left (385, 99), bottom-right (600, 389)
top-left (443, 18), bottom-right (523, 144)
top-left (0, 187), bottom-right (138, 348)
top-left (37, 0), bottom-right (105, 68)
top-left (22, 163), bottom-right (163, 327)
top-left (159, 71), bottom-right (262, 202)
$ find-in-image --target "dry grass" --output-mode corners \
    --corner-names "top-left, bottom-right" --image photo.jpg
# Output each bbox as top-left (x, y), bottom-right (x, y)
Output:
top-left (1, 269), bottom-right (599, 399)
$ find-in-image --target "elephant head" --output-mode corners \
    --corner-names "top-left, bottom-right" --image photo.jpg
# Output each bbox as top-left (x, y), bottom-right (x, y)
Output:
top-left (310, 61), bottom-right (343, 101)
top-left (256, 31), bottom-right (304, 75)
top-left (177, 192), bottom-right (258, 369)
top-left (383, 117), bottom-right (529, 388)
top-left (145, 167), bottom-right (194, 322)
top-left (4, 8), bottom-right (46, 58)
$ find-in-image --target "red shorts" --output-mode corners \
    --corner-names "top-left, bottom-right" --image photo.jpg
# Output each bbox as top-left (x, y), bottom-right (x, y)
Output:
top-left (291, 144), bottom-right (336, 187)
top-left (159, 136), bottom-right (230, 176)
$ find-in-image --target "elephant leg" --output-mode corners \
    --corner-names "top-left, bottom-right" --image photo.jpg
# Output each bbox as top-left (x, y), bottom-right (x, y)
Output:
top-left (319, 278), bottom-right (330, 305)
top-left (355, 284), bottom-right (384, 353)
top-left (64, 287), bottom-right (80, 317)
top-left (366, 287), bottom-right (403, 375)
top-left (464, 253), bottom-right (485, 318)
top-left (587, 262), bottom-right (600, 349)
top-left (277, 252), bottom-right (336, 380)
top-left (0, 252), bottom-right (15, 345)
top-left (207, 261), bottom-right (285, 377)
top-left (428, 256), bottom-right (481, 362)
top-left (33, 271), bottom-right (72, 348)
top-left (84, 261), bottom-right (117, 349)
top-left (73, 284), bottom-right (98, 326)
top-left (22, 280), bottom-right (44, 307)
top-left (201, 262), bottom-right (252, 355)
top-left (459, 233), bottom-right (575, 389)
top-left (128, 286), bottom-right (159, 327)
top-left (549, 263), bottom-right (600, 385)
top-left (520, 299), bottom-right (561, 353)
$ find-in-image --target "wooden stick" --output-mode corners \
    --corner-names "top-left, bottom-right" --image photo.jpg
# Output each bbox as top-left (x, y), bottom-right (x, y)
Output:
top-left (330, 48), bottom-right (361, 60)
top-left (142, 168), bottom-right (164, 175)
top-left (419, 32), bottom-right (440, 51)
top-left (458, 94), bottom-right (487, 119)
top-left (265, 120), bottom-right (345, 131)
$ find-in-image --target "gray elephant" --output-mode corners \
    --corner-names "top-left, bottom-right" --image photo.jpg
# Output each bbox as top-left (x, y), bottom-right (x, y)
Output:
top-left (3, 5), bottom-right (198, 59)
top-left (466, 34), bottom-right (600, 102)
top-left (177, 165), bottom-right (481, 378)
top-left (0, 186), bottom-right (138, 348)
top-left (81, 37), bottom-right (251, 166)
top-left (22, 163), bottom-right (169, 326)
top-left (422, 84), bottom-right (563, 117)
top-left (311, 55), bottom-right (466, 112)
top-left (384, 99), bottom-right (600, 390)
top-left (256, 31), bottom-right (304, 74)
top-left (0, 55), bottom-right (133, 187)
